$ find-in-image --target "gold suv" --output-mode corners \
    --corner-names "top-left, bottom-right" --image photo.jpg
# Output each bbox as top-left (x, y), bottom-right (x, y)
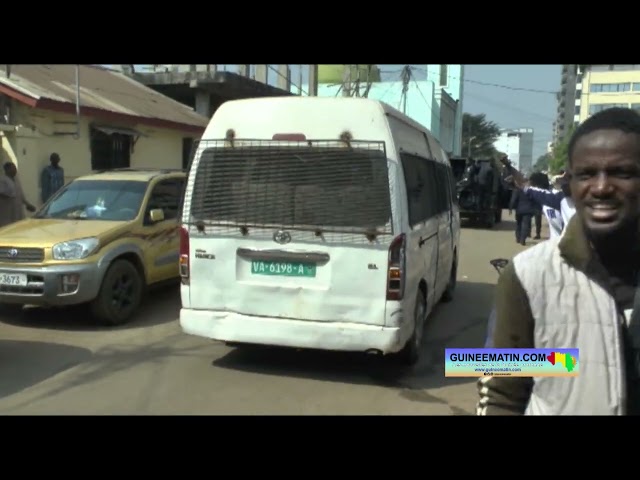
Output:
top-left (0, 168), bottom-right (186, 325)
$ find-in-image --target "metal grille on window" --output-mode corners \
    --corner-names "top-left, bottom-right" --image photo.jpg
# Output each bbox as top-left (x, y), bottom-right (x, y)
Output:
top-left (186, 139), bottom-right (393, 244)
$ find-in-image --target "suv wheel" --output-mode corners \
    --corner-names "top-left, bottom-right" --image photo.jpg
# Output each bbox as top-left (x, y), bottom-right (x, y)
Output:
top-left (91, 259), bottom-right (143, 326)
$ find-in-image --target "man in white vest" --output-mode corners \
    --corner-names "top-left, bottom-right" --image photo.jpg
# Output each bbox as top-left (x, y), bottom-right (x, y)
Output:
top-left (478, 107), bottom-right (640, 415)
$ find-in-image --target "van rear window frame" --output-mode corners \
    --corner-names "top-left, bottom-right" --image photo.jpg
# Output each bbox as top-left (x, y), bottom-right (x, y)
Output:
top-left (185, 139), bottom-right (395, 239)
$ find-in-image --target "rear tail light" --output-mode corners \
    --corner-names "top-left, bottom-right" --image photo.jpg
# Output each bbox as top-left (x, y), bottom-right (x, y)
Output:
top-left (179, 227), bottom-right (189, 284)
top-left (386, 233), bottom-right (406, 301)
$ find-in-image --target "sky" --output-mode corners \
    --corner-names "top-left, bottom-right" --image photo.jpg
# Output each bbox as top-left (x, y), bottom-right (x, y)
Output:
top-left (379, 65), bottom-right (561, 160)
top-left (459, 65), bottom-right (561, 160)
top-left (123, 64), bottom-right (562, 160)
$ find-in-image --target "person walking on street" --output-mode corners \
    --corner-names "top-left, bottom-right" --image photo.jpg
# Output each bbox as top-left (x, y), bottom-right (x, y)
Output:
top-left (41, 152), bottom-right (64, 204)
top-left (528, 172), bottom-right (563, 238)
top-left (0, 162), bottom-right (36, 228)
top-left (477, 107), bottom-right (640, 415)
top-left (508, 182), bottom-right (538, 245)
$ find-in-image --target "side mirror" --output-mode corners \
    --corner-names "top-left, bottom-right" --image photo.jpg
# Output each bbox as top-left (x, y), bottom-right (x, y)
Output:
top-left (149, 208), bottom-right (165, 223)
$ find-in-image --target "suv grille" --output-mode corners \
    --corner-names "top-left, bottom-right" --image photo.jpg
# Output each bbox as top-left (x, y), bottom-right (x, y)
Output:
top-left (0, 247), bottom-right (45, 263)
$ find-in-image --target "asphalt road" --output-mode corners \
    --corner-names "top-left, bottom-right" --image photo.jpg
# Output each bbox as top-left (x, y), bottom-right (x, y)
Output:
top-left (0, 211), bottom-right (543, 415)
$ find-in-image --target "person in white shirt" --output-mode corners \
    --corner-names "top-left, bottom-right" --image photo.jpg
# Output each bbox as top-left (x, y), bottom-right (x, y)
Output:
top-left (521, 175), bottom-right (576, 236)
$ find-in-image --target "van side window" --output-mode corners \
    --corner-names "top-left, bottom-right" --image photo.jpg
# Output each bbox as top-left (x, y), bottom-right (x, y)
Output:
top-left (400, 152), bottom-right (442, 226)
top-left (447, 167), bottom-right (458, 205)
top-left (434, 163), bottom-right (452, 212)
top-left (146, 178), bottom-right (185, 223)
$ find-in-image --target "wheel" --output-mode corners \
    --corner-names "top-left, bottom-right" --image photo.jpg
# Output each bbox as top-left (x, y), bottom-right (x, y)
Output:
top-left (91, 259), bottom-right (143, 326)
top-left (485, 212), bottom-right (495, 228)
top-left (441, 254), bottom-right (457, 303)
top-left (396, 291), bottom-right (426, 366)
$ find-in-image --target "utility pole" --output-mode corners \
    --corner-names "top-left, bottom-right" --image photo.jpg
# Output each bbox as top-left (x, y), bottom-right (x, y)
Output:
top-left (308, 64), bottom-right (318, 96)
top-left (299, 64), bottom-right (304, 96)
top-left (342, 65), bottom-right (352, 97)
top-left (353, 64), bottom-right (361, 97)
top-left (400, 65), bottom-right (411, 114)
top-left (362, 65), bottom-right (373, 98)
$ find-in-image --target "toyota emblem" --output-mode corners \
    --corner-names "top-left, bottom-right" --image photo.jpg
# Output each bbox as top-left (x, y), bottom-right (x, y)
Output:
top-left (273, 230), bottom-right (292, 245)
top-left (7, 248), bottom-right (18, 258)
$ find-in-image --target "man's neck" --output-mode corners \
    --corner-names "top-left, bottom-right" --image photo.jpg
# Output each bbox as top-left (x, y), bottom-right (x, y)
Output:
top-left (590, 222), bottom-right (640, 266)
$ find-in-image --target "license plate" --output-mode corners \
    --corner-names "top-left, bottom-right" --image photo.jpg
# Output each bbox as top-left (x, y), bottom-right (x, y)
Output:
top-left (0, 273), bottom-right (27, 286)
top-left (251, 260), bottom-right (316, 277)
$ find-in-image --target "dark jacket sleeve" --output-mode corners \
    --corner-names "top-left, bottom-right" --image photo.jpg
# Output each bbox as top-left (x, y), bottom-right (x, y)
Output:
top-left (509, 189), bottom-right (518, 211)
top-left (476, 261), bottom-right (535, 415)
top-left (524, 187), bottom-right (564, 211)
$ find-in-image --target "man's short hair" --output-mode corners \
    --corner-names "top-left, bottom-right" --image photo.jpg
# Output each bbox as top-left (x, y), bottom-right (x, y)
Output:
top-left (568, 107), bottom-right (640, 165)
top-left (50, 153), bottom-right (60, 162)
top-left (529, 171), bottom-right (550, 190)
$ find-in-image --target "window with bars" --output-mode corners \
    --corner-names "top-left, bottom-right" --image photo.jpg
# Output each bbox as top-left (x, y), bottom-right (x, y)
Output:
top-left (90, 127), bottom-right (132, 170)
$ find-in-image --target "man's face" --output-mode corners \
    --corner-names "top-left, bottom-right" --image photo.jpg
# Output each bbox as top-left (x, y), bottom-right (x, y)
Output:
top-left (51, 157), bottom-right (60, 167)
top-left (570, 129), bottom-right (640, 238)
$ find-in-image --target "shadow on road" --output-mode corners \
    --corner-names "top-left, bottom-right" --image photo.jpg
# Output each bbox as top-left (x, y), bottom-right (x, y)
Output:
top-left (462, 217), bottom-right (517, 233)
top-left (0, 284), bottom-right (181, 332)
top-left (212, 281), bottom-right (494, 413)
top-left (489, 218), bottom-right (518, 232)
top-left (0, 333), bottom-right (207, 410)
top-left (0, 340), bottom-right (93, 399)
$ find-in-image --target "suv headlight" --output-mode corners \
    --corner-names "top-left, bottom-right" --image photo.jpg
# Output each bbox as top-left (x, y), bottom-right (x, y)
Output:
top-left (52, 238), bottom-right (100, 260)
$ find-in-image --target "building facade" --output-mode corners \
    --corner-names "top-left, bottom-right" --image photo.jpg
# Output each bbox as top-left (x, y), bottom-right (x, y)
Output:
top-left (0, 65), bottom-right (208, 207)
top-left (494, 128), bottom-right (534, 174)
top-left (553, 64), bottom-right (579, 146)
top-left (575, 65), bottom-right (640, 124)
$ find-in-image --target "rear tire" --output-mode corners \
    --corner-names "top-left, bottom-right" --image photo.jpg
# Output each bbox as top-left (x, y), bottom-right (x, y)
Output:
top-left (441, 255), bottom-right (457, 303)
top-left (396, 291), bottom-right (426, 366)
top-left (91, 260), bottom-right (143, 326)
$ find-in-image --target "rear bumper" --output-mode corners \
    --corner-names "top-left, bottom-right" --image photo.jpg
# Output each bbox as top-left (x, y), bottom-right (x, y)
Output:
top-left (180, 308), bottom-right (406, 354)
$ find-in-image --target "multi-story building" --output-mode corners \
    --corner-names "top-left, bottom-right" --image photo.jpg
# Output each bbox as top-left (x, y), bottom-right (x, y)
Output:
top-left (553, 64), bottom-right (579, 146)
top-left (494, 128), bottom-right (534, 174)
top-left (575, 65), bottom-right (640, 124)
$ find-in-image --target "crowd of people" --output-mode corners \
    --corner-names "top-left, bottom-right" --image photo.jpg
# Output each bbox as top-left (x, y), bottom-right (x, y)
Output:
top-left (478, 106), bottom-right (640, 415)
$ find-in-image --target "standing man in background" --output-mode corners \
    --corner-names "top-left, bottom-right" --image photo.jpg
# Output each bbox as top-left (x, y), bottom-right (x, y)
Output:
top-left (41, 152), bottom-right (64, 204)
top-left (508, 180), bottom-right (538, 246)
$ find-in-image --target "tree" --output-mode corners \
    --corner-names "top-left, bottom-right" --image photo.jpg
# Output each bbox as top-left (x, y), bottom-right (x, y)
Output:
top-left (548, 124), bottom-right (576, 174)
top-left (461, 113), bottom-right (501, 158)
top-left (534, 153), bottom-right (550, 172)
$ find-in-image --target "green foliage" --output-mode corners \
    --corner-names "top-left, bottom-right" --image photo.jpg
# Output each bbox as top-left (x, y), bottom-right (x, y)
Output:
top-left (461, 113), bottom-right (501, 158)
top-left (534, 154), bottom-right (550, 172)
top-left (549, 124), bottom-right (577, 174)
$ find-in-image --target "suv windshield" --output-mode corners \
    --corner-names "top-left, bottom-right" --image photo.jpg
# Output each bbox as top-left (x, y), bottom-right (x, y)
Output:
top-left (36, 180), bottom-right (148, 221)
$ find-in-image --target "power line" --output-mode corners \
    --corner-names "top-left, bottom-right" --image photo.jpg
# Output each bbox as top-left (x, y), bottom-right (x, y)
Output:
top-left (379, 67), bottom-right (559, 95)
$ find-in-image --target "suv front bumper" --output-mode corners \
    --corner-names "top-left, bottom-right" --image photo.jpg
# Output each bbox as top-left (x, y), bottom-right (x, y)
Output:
top-left (0, 263), bottom-right (102, 307)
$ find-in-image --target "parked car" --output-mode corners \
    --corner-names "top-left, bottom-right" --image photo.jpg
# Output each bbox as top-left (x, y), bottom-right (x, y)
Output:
top-left (0, 168), bottom-right (186, 325)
